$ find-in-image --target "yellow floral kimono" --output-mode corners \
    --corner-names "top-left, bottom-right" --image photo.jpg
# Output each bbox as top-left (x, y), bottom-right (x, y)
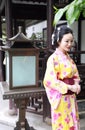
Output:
top-left (43, 48), bottom-right (80, 130)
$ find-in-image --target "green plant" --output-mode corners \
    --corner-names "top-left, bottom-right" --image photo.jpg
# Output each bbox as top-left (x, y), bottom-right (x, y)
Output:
top-left (53, 0), bottom-right (85, 26)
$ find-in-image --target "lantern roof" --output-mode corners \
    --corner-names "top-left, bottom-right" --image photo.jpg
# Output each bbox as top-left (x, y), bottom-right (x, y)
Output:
top-left (7, 26), bottom-right (37, 48)
top-left (8, 26), bottom-right (30, 42)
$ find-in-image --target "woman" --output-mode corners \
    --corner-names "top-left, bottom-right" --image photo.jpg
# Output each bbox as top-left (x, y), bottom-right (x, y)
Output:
top-left (43, 26), bottom-right (81, 130)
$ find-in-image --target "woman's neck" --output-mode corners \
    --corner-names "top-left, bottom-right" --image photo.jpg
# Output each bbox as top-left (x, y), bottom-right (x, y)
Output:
top-left (57, 47), bottom-right (67, 55)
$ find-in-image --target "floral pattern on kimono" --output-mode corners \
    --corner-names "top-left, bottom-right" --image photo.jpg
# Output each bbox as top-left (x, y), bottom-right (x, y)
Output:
top-left (43, 48), bottom-right (80, 130)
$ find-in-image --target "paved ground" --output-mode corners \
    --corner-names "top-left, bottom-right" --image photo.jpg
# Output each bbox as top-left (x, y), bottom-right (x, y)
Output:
top-left (0, 90), bottom-right (85, 130)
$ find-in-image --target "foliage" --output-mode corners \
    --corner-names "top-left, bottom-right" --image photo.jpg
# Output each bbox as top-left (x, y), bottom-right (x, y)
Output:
top-left (53, 0), bottom-right (85, 26)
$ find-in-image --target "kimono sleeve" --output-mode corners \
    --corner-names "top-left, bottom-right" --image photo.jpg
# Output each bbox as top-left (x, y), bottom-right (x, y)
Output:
top-left (73, 66), bottom-right (81, 84)
top-left (43, 55), bottom-right (68, 94)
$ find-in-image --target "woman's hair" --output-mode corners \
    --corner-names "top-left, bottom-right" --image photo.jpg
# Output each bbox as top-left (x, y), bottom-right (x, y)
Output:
top-left (52, 25), bottom-right (73, 47)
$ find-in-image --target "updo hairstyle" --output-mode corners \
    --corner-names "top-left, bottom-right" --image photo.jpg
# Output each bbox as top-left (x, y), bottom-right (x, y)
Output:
top-left (52, 25), bottom-right (73, 47)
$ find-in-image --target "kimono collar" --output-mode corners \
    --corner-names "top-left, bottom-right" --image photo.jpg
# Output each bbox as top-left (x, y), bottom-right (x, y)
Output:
top-left (55, 48), bottom-right (68, 56)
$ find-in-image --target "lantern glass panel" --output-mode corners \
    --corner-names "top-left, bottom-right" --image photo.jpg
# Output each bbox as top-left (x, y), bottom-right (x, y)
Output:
top-left (12, 56), bottom-right (36, 87)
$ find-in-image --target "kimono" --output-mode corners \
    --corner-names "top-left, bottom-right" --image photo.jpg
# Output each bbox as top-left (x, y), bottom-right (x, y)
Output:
top-left (43, 48), bottom-right (80, 130)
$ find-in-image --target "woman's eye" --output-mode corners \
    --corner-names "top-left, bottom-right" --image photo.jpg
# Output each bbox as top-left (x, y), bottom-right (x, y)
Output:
top-left (66, 41), bottom-right (69, 43)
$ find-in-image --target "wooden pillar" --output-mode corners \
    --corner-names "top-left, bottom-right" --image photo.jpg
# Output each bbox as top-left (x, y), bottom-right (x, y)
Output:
top-left (43, 0), bottom-right (54, 120)
top-left (5, 0), bottom-right (13, 39)
top-left (47, 0), bottom-right (54, 49)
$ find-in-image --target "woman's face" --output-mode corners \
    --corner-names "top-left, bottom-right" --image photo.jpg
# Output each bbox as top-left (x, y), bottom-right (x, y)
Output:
top-left (58, 33), bottom-right (74, 53)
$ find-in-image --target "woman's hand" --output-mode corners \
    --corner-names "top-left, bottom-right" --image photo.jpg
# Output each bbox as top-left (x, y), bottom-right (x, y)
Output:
top-left (68, 84), bottom-right (81, 94)
top-left (74, 79), bottom-right (81, 94)
top-left (75, 83), bottom-right (81, 94)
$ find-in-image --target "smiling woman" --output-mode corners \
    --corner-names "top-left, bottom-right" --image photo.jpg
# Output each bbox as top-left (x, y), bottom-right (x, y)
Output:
top-left (43, 25), bottom-right (81, 130)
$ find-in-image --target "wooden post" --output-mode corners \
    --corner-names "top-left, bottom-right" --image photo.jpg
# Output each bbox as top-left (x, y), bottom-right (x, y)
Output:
top-left (43, 0), bottom-right (54, 120)
top-left (47, 0), bottom-right (54, 49)
top-left (5, 0), bottom-right (13, 39)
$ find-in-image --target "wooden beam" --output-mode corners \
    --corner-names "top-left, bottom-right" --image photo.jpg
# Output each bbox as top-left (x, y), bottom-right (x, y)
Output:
top-left (12, 4), bottom-right (47, 20)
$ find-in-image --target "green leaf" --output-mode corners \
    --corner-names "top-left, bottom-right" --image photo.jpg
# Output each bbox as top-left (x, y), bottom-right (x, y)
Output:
top-left (66, 6), bottom-right (74, 18)
top-left (82, 9), bottom-right (85, 17)
top-left (53, 5), bottom-right (69, 26)
top-left (66, 6), bottom-right (75, 24)
top-left (53, 0), bottom-right (85, 26)
top-left (53, 6), bottom-right (58, 12)
top-left (66, 3), bottom-right (81, 24)
top-left (53, 9), bottom-right (64, 26)
top-left (81, 2), bottom-right (85, 13)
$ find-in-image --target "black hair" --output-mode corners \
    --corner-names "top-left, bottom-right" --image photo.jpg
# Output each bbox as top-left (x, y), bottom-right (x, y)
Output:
top-left (53, 25), bottom-right (73, 47)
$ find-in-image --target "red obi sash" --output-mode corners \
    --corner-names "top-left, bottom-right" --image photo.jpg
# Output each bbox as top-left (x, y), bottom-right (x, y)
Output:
top-left (60, 78), bottom-right (75, 95)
